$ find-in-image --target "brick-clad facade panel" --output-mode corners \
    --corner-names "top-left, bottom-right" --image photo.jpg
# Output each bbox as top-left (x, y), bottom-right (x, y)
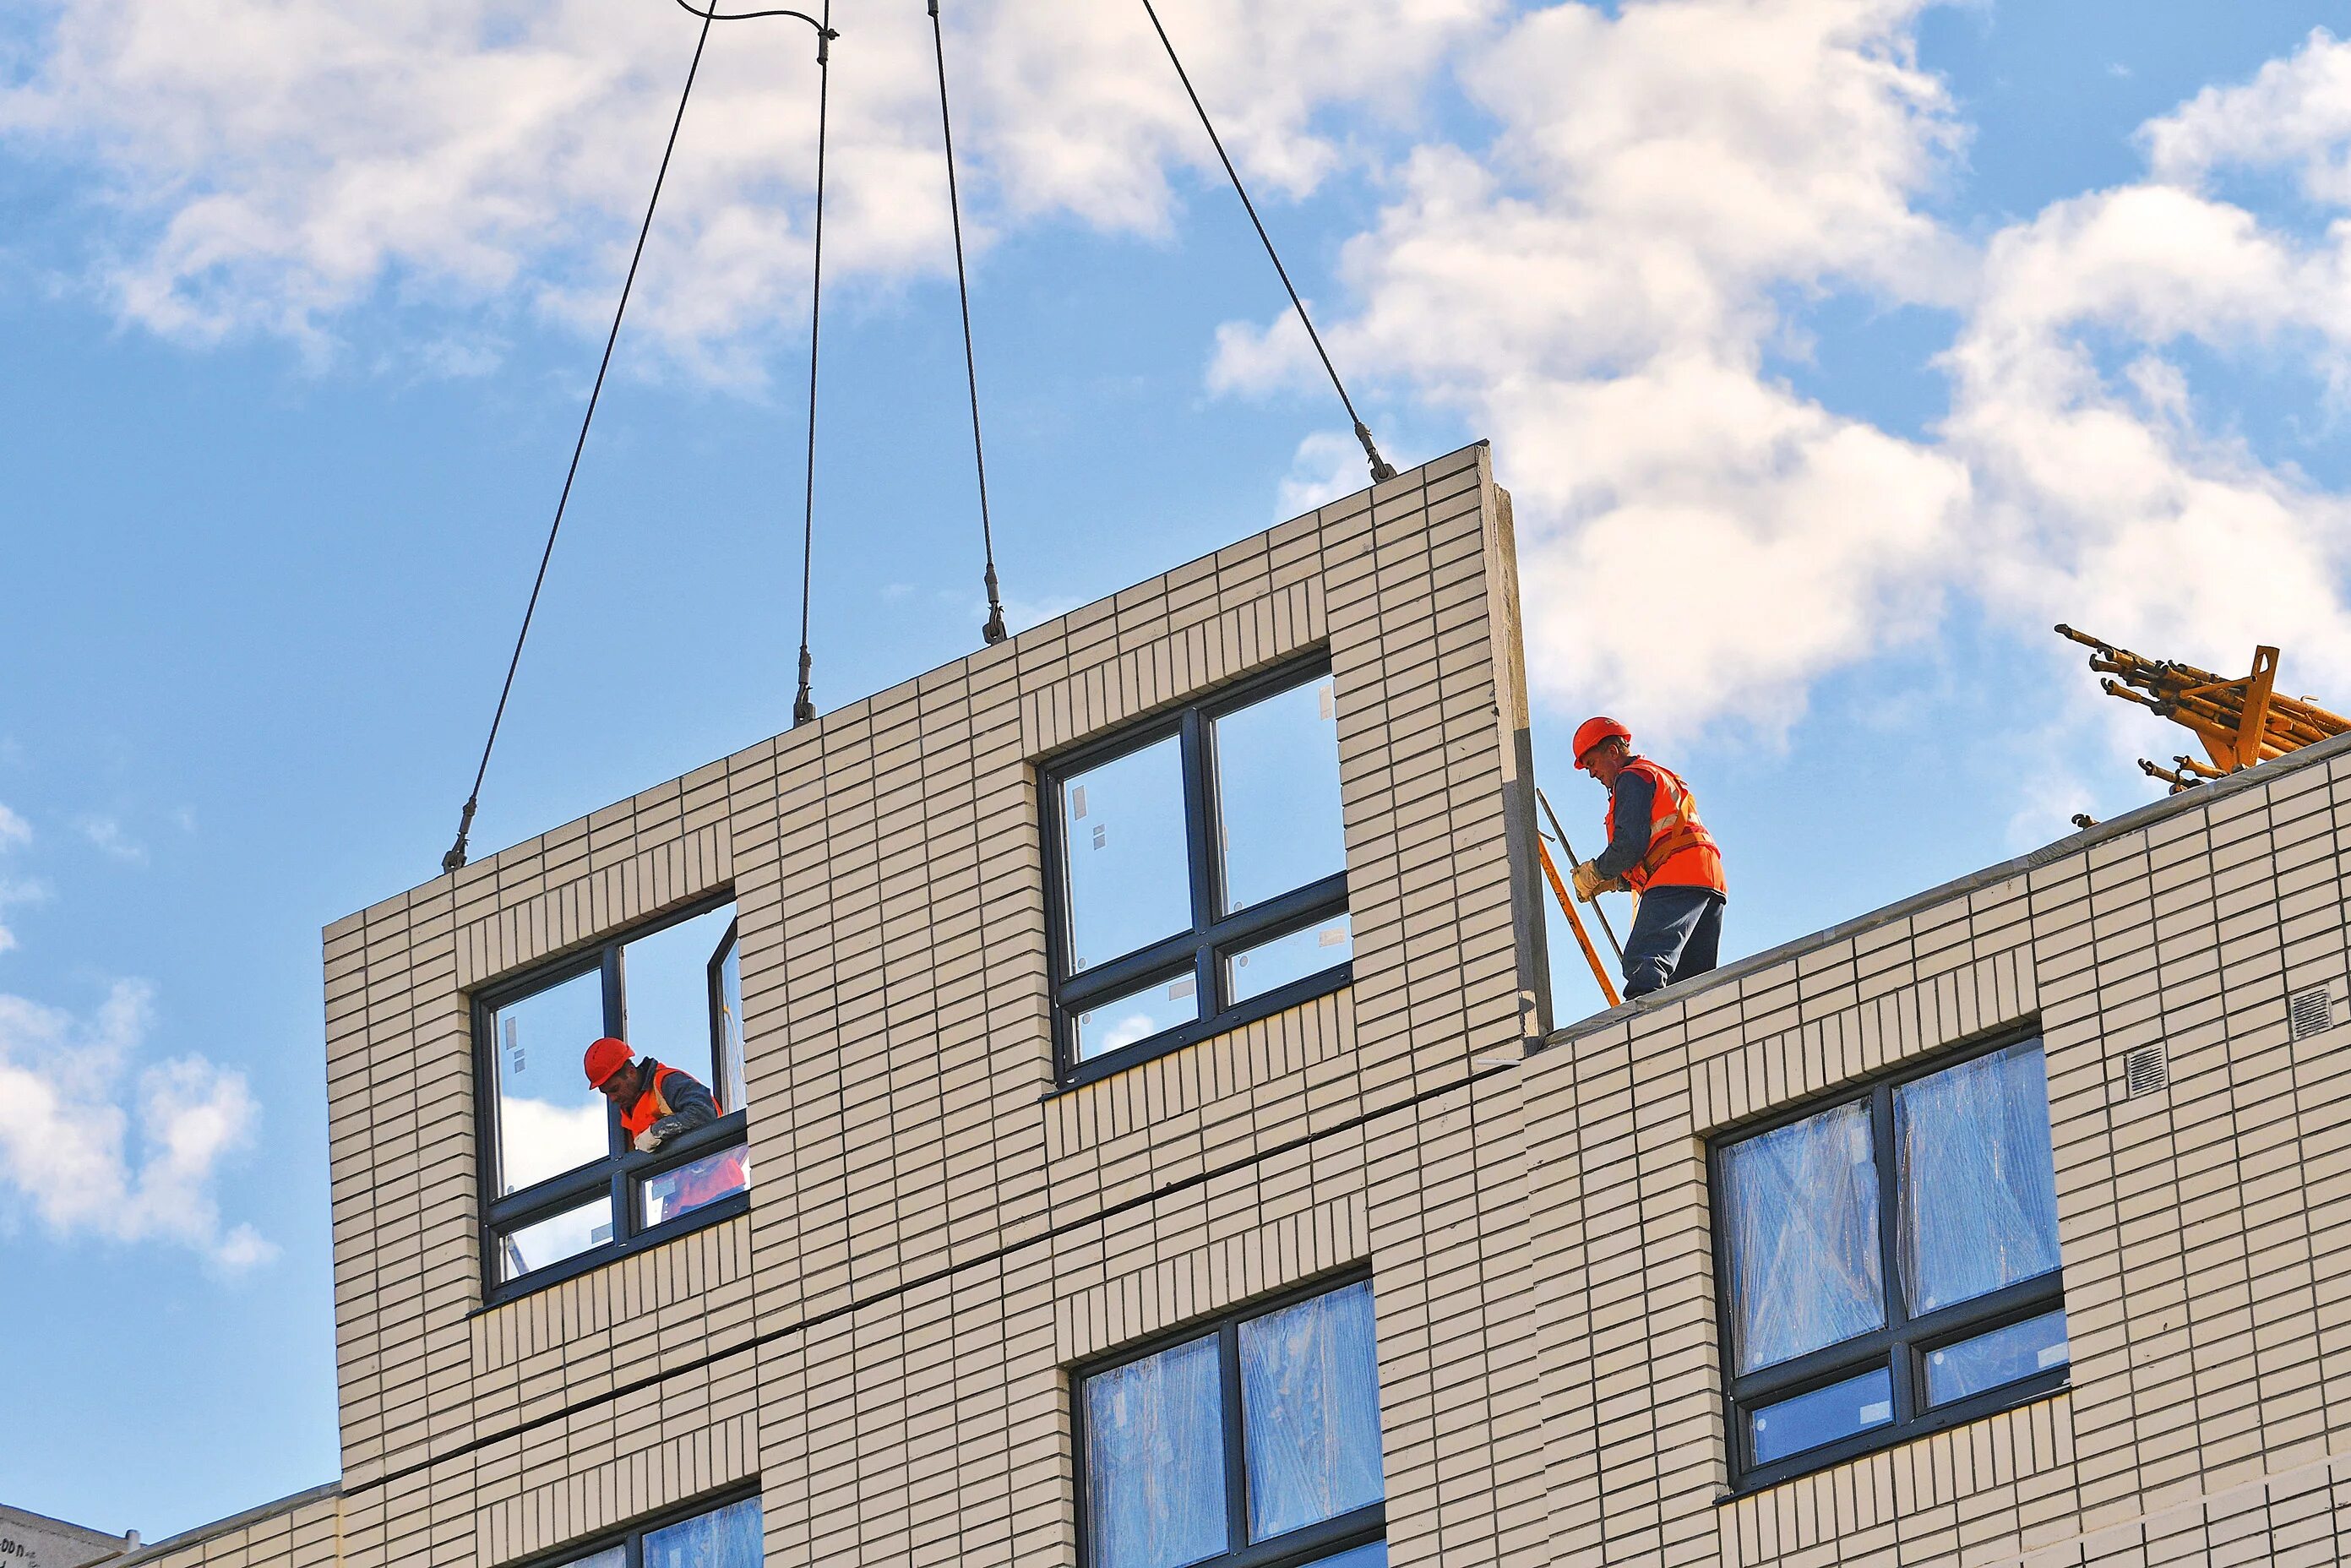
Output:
top-left (121, 441), bottom-right (2351, 1568)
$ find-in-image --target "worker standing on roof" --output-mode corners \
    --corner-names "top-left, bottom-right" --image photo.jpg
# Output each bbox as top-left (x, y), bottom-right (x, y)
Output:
top-left (583, 1036), bottom-right (746, 1211)
top-left (1567, 717), bottom-right (1727, 999)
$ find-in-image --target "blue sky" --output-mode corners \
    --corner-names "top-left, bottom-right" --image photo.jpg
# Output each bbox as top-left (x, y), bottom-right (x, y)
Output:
top-left (4, 0), bottom-right (2348, 1538)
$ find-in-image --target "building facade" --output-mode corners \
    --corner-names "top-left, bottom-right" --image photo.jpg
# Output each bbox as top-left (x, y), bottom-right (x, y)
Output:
top-left (122, 443), bottom-right (2351, 1567)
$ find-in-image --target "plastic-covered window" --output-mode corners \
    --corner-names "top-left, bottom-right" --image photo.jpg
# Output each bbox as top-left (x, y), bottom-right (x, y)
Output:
top-left (642, 1495), bottom-right (763, 1568)
top-left (1239, 1280), bottom-right (1384, 1540)
top-left (1712, 1036), bottom-right (2068, 1489)
top-left (1720, 1100), bottom-right (1884, 1374)
top-left (1080, 1277), bottom-right (1385, 1568)
top-left (1084, 1335), bottom-right (1227, 1568)
top-left (552, 1493), bottom-right (759, 1568)
top-left (1894, 1041), bottom-right (2061, 1315)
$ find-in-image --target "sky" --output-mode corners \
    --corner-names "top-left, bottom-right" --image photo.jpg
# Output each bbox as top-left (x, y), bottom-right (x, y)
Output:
top-left (3, 0), bottom-right (2349, 1538)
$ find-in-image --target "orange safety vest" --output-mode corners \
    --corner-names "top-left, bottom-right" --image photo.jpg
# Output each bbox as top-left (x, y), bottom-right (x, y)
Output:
top-left (624, 1063), bottom-right (748, 1210)
top-left (1603, 758), bottom-right (1727, 896)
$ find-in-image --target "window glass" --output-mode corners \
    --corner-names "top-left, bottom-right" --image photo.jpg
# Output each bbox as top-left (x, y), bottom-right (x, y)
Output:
top-left (558, 1549), bottom-right (627, 1568)
top-left (1309, 1547), bottom-right (1387, 1568)
top-left (1721, 1101), bottom-right (1885, 1374)
top-left (490, 968), bottom-right (611, 1194)
top-left (621, 905), bottom-right (737, 1092)
top-left (641, 1144), bottom-right (753, 1228)
top-left (1060, 735), bottom-right (1194, 973)
top-left (1085, 1334), bottom-right (1228, 1568)
top-left (1748, 1367), bottom-right (1893, 1465)
top-left (498, 1195), bottom-right (613, 1282)
top-left (1075, 972), bottom-right (1201, 1063)
top-left (1238, 1279), bottom-right (1384, 1541)
top-left (1924, 1309), bottom-right (2069, 1407)
top-left (1894, 1041), bottom-right (2061, 1315)
top-left (644, 1495), bottom-right (763, 1568)
top-left (1227, 915), bottom-right (1353, 1006)
top-left (715, 933), bottom-right (747, 1113)
top-left (1213, 674), bottom-right (1345, 915)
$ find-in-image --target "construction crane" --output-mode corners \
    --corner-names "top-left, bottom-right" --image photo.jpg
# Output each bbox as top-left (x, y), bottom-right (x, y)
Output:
top-left (2056, 624), bottom-right (2351, 793)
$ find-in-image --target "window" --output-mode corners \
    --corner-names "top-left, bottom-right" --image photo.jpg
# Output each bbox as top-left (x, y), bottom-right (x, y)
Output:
top-left (1046, 657), bottom-right (1351, 1085)
top-left (1711, 1035), bottom-right (2068, 1489)
top-left (1075, 1277), bottom-right (1385, 1568)
top-left (475, 897), bottom-right (752, 1299)
top-left (531, 1491), bottom-right (760, 1568)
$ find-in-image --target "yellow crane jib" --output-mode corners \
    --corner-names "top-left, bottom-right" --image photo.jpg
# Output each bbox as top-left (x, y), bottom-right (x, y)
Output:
top-left (2056, 624), bottom-right (2351, 793)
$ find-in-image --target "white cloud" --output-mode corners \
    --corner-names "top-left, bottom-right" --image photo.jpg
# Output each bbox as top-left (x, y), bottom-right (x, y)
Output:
top-left (0, 979), bottom-right (273, 1269)
top-left (0, 803), bottom-right (36, 953)
top-left (79, 815), bottom-right (148, 864)
top-left (1942, 180), bottom-right (2351, 682)
top-left (2141, 28), bottom-right (2351, 204)
top-left (1209, 3), bottom-right (2351, 760)
top-left (0, 0), bottom-right (1492, 368)
top-left (1215, 0), bottom-right (1974, 740)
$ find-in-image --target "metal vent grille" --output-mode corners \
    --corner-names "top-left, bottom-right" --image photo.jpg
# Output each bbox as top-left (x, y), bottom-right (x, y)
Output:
top-left (2290, 986), bottom-right (2334, 1041)
top-left (2123, 1044), bottom-right (2169, 1099)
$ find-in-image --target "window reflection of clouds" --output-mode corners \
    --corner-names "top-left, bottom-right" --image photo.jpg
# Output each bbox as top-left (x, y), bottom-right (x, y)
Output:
top-left (492, 968), bottom-right (607, 1193)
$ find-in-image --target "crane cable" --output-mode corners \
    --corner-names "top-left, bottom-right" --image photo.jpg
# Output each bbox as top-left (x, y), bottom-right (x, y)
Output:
top-left (791, 0), bottom-right (834, 725)
top-left (1135, 0), bottom-right (1396, 485)
top-left (930, 0), bottom-right (1010, 645)
top-left (444, 1), bottom-right (835, 873)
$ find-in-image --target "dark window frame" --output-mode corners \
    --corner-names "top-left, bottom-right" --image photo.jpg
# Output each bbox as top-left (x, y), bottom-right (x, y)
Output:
top-left (1071, 1269), bottom-right (1385, 1568)
top-left (505, 1483), bottom-right (762, 1568)
top-left (1708, 1026), bottom-right (2069, 1494)
top-left (1042, 653), bottom-right (1352, 1089)
top-left (471, 892), bottom-right (751, 1306)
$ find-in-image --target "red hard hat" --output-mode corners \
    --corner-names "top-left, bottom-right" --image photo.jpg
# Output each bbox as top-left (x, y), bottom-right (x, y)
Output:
top-left (1572, 716), bottom-right (1632, 769)
top-left (583, 1036), bottom-right (634, 1089)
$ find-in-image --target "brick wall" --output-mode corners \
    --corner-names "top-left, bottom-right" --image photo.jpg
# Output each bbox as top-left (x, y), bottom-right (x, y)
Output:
top-left (132, 437), bottom-right (2351, 1568)
top-left (292, 441), bottom-right (1548, 1566)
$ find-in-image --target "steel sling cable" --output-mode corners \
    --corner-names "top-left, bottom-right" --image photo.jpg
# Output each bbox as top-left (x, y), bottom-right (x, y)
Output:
top-left (442, 7), bottom-right (721, 874)
top-left (790, 0), bottom-right (834, 725)
top-left (444, 2), bottom-right (837, 872)
top-left (1135, 0), bottom-right (1397, 484)
top-left (929, 0), bottom-right (1010, 646)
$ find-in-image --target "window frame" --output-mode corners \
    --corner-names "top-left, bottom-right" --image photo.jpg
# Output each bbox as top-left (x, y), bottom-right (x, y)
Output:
top-left (1707, 1026), bottom-right (2069, 1494)
top-left (471, 892), bottom-right (752, 1306)
top-left (1042, 653), bottom-right (1352, 1089)
top-left (1071, 1269), bottom-right (1385, 1568)
top-left (506, 1484), bottom-right (762, 1568)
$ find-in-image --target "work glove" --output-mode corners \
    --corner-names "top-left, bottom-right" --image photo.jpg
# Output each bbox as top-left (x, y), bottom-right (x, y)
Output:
top-left (633, 1129), bottom-right (665, 1154)
top-left (1570, 861), bottom-right (1624, 902)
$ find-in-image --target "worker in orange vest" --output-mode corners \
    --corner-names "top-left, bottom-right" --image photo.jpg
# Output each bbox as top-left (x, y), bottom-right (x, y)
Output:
top-left (583, 1036), bottom-right (747, 1213)
top-left (1566, 717), bottom-right (1727, 999)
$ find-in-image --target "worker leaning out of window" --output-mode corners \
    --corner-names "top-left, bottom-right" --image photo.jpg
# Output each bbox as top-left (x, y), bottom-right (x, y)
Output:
top-left (1567, 716), bottom-right (1727, 999)
top-left (585, 1035), bottom-right (721, 1150)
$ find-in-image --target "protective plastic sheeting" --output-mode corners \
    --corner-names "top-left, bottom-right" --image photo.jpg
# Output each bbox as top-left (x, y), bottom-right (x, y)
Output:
top-left (644, 1496), bottom-right (763, 1568)
top-left (1085, 1335), bottom-right (1227, 1568)
top-left (1895, 1043), bottom-right (2060, 1315)
top-left (1721, 1101), bottom-right (1884, 1374)
top-left (1238, 1280), bottom-right (1383, 1540)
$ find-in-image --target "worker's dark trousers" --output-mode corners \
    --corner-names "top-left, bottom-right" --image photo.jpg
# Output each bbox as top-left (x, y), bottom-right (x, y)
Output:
top-left (1621, 886), bottom-right (1725, 999)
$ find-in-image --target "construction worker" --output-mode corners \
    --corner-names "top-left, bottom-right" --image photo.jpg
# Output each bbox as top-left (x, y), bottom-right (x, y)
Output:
top-left (1567, 717), bottom-right (1726, 999)
top-left (582, 1037), bottom-right (746, 1210)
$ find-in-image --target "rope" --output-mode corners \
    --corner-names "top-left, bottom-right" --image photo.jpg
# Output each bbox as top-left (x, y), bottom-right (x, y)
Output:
top-left (1135, 0), bottom-right (1396, 484)
top-left (929, 0), bottom-right (1009, 645)
top-left (442, 3), bottom-right (836, 873)
top-left (790, 0), bottom-right (833, 726)
top-left (442, 6), bottom-right (721, 874)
